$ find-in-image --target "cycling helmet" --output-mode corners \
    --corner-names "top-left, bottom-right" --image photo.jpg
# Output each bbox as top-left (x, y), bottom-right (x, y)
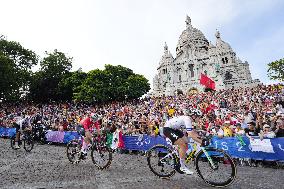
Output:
top-left (90, 113), bottom-right (99, 122)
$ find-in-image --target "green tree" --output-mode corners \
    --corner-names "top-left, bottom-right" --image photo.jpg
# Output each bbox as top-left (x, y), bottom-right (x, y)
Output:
top-left (58, 70), bottom-right (87, 101)
top-left (126, 74), bottom-right (150, 100)
top-left (0, 38), bottom-right (38, 101)
top-left (73, 65), bottom-right (150, 103)
top-left (268, 58), bottom-right (284, 81)
top-left (0, 53), bottom-right (17, 101)
top-left (74, 69), bottom-right (110, 102)
top-left (29, 49), bottom-right (72, 102)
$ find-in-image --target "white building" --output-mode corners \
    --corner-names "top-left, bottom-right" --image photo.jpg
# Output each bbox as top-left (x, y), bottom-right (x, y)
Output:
top-left (152, 16), bottom-right (260, 96)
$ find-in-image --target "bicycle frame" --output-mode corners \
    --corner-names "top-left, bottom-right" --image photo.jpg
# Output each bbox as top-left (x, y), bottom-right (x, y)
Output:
top-left (165, 141), bottom-right (217, 170)
top-left (199, 147), bottom-right (218, 169)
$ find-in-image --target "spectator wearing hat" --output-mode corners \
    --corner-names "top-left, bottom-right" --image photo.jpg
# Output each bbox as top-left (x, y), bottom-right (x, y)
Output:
top-left (275, 119), bottom-right (284, 137)
top-left (223, 121), bottom-right (233, 137)
top-left (259, 124), bottom-right (275, 140)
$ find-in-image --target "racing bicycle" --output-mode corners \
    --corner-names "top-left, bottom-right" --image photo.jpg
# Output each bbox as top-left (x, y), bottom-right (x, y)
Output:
top-left (11, 129), bottom-right (34, 152)
top-left (147, 136), bottom-right (237, 187)
top-left (66, 128), bottom-right (112, 170)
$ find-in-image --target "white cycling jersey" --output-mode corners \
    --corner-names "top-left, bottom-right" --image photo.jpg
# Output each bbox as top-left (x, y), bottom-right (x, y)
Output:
top-left (164, 116), bottom-right (193, 132)
top-left (16, 116), bottom-right (31, 130)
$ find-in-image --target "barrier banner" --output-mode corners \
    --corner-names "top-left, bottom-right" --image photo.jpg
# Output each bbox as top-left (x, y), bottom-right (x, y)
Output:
top-left (211, 137), bottom-right (284, 161)
top-left (0, 127), bottom-right (16, 137)
top-left (123, 135), bottom-right (284, 161)
top-left (45, 131), bottom-right (65, 143)
top-left (123, 135), bottom-right (168, 151)
top-left (1, 127), bottom-right (284, 161)
top-left (63, 131), bottom-right (80, 143)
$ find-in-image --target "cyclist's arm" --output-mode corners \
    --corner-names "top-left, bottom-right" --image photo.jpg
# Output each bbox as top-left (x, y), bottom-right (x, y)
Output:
top-left (184, 117), bottom-right (202, 144)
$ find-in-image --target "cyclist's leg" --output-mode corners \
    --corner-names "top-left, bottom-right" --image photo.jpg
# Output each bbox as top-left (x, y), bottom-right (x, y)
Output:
top-left (174, 136), bottom-right (188, 160)
top-left (187, 130), bottom-right (202, 144)
top-left (84, 130), bottom-right (92, 144)
top-left (14, 123), bottom-right (20, 141)
top-left (163, 127), bottom-right (193, 174)
top-left (79, 130), bottom-right (91, 155)
top-left (76, 124), bottom-right (88, 154)
top-left (14, 123), bottom-right (21, 148)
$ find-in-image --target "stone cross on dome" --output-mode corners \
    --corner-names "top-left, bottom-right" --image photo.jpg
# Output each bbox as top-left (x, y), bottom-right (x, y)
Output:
top-left (164, 42), bottom-right (168, 54)
top-left (185, 15), bottom-right (192, 29)
top-left (215, 29), bottom-right (221, 39)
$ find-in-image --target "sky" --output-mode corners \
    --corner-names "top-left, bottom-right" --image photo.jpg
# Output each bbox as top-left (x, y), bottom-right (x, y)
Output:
top-left (1, 0), bottom-right (284, 89)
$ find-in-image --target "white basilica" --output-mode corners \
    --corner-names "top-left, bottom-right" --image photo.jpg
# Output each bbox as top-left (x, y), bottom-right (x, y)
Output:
top-left (152, 16), bottom-right (260, 96)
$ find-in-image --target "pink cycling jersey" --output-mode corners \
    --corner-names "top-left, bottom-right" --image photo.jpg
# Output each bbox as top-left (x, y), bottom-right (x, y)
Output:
top-left (80, 117), bottom-right (93, 131)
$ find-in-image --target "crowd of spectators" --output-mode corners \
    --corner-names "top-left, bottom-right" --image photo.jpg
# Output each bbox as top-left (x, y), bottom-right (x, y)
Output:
top-left (0, 84), bottom-right (284, 140)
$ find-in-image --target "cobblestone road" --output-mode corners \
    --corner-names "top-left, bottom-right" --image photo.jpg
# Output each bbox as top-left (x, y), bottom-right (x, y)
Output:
top-left (0, 139), bottom-right (283, 189)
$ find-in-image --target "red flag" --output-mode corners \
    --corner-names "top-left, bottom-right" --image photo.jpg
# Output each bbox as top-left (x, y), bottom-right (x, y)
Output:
top-left (200, 73), bottom-right (215, 90)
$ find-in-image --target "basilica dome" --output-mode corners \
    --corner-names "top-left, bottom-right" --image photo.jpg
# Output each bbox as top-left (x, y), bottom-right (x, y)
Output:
top-left (176, 16), bottom-right (209, 57)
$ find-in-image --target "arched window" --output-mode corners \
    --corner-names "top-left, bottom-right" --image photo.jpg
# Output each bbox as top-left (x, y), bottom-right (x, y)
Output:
top-left (189, 64), bottom-right (194, 77)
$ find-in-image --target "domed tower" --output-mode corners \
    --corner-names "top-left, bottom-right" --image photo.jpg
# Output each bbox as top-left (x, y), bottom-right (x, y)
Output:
top-left (176, 15), bottom-right (209, 59)
top-left (153, 42), bottom-right (174, 96)
top-left (215, 30), bottom-right (236, 66)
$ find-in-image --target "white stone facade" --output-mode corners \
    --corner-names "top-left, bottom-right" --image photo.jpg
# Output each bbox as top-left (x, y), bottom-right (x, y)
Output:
top-left (152, 16), bottom-right (260, 96)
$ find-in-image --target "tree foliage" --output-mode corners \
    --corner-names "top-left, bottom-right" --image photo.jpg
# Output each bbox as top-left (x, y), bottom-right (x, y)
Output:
top-left (0, 37), bottom-right (150, 103)
top-left (0, 38), bottom-right (38, 101)
top-left (268, 58), bottom-right (284, 82)
top-left (74, 65), bottom-right (150, 103)
top-left (58, 70), bottom-right (87, 101)
top-left (28, 50), bottom-right (73, 102)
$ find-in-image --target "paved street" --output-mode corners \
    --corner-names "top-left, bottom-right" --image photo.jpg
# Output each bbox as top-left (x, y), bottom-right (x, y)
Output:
top-left (0, 139), bottom-right (283, 189)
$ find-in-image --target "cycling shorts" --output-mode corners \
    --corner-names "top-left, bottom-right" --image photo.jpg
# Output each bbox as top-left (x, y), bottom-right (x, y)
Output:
top-left (14, 123), bottom-right (27, 132)
top-left (163, 127), bottom-right (184, 144)
top-left (76, 124), bottom-right (86, 137)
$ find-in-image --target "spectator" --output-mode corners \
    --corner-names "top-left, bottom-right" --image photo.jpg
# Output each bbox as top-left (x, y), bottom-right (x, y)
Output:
top-left (211, 125), bottom-right (224, 138)
top-left (234, 123), bottom-right (245, 135)
top-left (245, 122), bottom-right (260, 140)
top-left (275, 119), bottom-right (284, 137)
top-left (239, 116), bottom-right (248, 129)
top-left (223, 121), bottom-right (233, 137)
top-left (259, 124), bottom-right (275, 139)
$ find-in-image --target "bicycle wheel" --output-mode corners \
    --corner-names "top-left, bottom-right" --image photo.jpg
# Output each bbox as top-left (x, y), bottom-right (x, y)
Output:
top-left (23, 134), bottom-right (34, 152)
top-left (195, 148), bottom-right (237, 187)
top-left (91, 143), bottom-right (112, 170)
top-left (147, 145), bottom-right (177, 179)
top-left (67, 139), bottom-right (83, 164)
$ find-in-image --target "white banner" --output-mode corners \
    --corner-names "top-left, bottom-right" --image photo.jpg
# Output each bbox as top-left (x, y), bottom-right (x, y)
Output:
top-left (249, 139), bottom-right (275, 153)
